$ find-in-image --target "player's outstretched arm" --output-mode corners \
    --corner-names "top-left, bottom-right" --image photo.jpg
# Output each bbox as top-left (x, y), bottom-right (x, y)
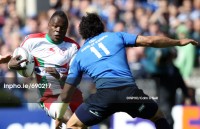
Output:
top-left (136, 35), bottom-right (199, 48)
top-left (0, 54), bottom-right (12, 64)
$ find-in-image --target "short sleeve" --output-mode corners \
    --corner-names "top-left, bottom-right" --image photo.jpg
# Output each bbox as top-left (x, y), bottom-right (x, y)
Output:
top-left (116, 32), bottom-right (138, 47)
top-left (66, 54), bottom-right (82, 86)
top-left (20, 36), bottom-right (33, 53)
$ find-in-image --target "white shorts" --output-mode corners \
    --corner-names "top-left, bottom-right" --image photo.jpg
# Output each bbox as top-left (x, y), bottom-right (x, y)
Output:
top-left (40, 88), bottom-right (83, 119)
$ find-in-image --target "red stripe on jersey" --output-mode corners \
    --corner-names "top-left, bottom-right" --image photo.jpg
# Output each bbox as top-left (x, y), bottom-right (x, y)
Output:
top-left (43, 97), bottom-right (58, 109)
top-left (42, 89), bottom-right (83, 113)
top-left (36, 75), bottom-right (43, 102)
top-left (20, 33), bottom-right (46, 47)
top-left (36, 74), bottom-right (53, 102)
top-left (64, 37), bottom-right (80, 49)
top-left (34, 57), bottom-right (40, 67)
top-left (42, 88), bottom-right (53, 98)
top-left (36, 74), bottom-right (42, 85)
top-left (61, 63), bottom-right (69, 69)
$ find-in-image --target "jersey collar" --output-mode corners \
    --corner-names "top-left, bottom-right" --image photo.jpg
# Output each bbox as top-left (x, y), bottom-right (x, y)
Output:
top-left (84, 37), bottom-right (93, 44)
top-left (45, 34), bottom-right (62, 44)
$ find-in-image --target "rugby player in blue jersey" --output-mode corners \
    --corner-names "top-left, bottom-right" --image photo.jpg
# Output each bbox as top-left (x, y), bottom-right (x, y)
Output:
top-left (58, 13), bottom-right (199, 129)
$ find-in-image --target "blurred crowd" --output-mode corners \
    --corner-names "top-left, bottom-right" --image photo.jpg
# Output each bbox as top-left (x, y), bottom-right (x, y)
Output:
top-left (0, 0), bottom-right (199, 127)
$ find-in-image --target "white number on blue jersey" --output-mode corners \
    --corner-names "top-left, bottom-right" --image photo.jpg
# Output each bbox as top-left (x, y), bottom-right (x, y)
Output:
top-left (90, 43), bottom-right (110, 58)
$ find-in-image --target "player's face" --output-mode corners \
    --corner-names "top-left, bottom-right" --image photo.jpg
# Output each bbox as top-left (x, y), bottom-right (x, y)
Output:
top-left (48, 16), bottom-right (68, 43)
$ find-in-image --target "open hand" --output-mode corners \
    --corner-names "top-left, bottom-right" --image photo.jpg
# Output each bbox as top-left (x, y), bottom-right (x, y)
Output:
top-left (179, 39), bottom-right (199, 46)
top-left (45, 67), bottom-right (60, 79)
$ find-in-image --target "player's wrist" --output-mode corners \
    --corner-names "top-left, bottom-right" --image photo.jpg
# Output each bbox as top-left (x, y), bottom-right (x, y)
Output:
top-left (55, 96), bottom-right (69, 119)
top-left (59, 73), bottom-right (66, 81)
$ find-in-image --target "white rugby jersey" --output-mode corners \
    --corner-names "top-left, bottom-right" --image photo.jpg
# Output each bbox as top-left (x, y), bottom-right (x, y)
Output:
top-left (20, 33), bottom-right (80, 101)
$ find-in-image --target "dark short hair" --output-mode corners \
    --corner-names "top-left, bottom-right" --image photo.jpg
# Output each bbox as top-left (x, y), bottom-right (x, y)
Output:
top-left (79, 13), bottom-right (104, 39)
top-left (49, 10), bottom-right (68, 25)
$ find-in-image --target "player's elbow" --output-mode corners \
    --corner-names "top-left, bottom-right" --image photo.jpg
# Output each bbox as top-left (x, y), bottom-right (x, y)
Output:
top-left (145, 36), bottom-right (162, 47)
top-left (147, 36), bottom-right (159, 46)
top-left (136, 36), bottom-right (154, 47)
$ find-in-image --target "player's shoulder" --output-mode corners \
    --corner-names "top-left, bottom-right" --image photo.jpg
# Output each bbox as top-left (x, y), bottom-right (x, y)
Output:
top-left (25, 33), bottom-right (46, 39)
top-left (21, 33), bottom-right (46, 47)
top-left (101, 31), bottom-right (122, 38)
top-left (63, 37), bottom-right (80, 49)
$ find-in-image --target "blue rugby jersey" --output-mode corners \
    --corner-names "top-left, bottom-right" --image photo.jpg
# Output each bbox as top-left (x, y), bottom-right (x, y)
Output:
top-left (66, 32), bottom-right (138, 89)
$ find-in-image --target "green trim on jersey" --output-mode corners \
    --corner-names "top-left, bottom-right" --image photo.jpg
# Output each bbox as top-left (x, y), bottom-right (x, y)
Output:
top-left (38, 76), bottom-right (49, 96)
top-left (36, 57), bottom-right (45, 67)
top-left (55, 64), bottom-right (62, 68)
top-left (45, 34), bottom-right (62, 44)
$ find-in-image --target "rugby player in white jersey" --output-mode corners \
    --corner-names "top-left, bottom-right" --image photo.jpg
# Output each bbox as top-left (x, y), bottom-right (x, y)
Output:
top-left (8, 10), bottom-right (83, 129)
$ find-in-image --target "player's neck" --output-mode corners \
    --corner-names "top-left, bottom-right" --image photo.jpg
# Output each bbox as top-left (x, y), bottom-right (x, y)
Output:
top-left (45, 34), bottom-right (62, 44)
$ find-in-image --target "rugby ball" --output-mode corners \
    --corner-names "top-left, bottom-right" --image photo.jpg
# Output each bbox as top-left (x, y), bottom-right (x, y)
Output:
top-left (13, 47), bottom-right (35, 77)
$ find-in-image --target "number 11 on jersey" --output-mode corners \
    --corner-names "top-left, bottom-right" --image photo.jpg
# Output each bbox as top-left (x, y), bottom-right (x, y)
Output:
top-left (90, 43), bottom-right (110, 58)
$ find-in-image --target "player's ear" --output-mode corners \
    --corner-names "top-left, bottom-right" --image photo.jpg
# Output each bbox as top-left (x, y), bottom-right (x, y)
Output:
top-left (48, 20), bottom-right (52, 28)
top-left (48, 22), bottom-right (50, 29)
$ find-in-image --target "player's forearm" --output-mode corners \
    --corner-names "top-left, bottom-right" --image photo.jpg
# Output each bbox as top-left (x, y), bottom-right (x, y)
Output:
top-left (0, 54), bottom-right (12, 64)
top-left (136, 35), bottom-right (198, 47)
top-left (60, 83), bottom-right (76, 103)
top-left (56, 83), bottom-right (76, 119)
top-left (60, 92), bottom-right (71, 103)
top-left (56, 96), bottom-right (69, 119)
top-left (148, 36), bottom-right (180, 48)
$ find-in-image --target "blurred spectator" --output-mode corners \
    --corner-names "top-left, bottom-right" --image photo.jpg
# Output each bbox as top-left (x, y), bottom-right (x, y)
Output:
top-left (149, 0), bottom-right (169, 26)
top-left (123, 10), bottom-right (140, 34)
top-left (185, 87), bottom-right (197, 105)
top-left (177, 0), bottom-right (193, 23)
top-left (9, 31), bottom-right (22, 51)
top-left (190, 0), bottom-right (200, 20)
top-left (124, 0), bottom-right (136, 12)
top-left (0, 44), bottom-right (12, 73)
top-left (61, 0), bottom-right (72, 13)
top-left (104, 4), bottom-right (119, 31)
top-left (127, 46), bottom-right (146, 78)
top-left (78, 0), bottom-right (92, 17)
top-left (113, 20), bottom-right (126, 32)
top-left (138, 14), bottom-right (150, 35)
top-left (20, 16), bottom-right (38, 37)
top-left (49, 0), bottom-right (61, 9)
top-left (174, 24), bottom-right (196, 84)
top-left (38, 11), bottom-right (49, 33)
top-left (168, 4), bottom-right (180, 36)
top-left (192, 18), bottom-right (200, 67)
